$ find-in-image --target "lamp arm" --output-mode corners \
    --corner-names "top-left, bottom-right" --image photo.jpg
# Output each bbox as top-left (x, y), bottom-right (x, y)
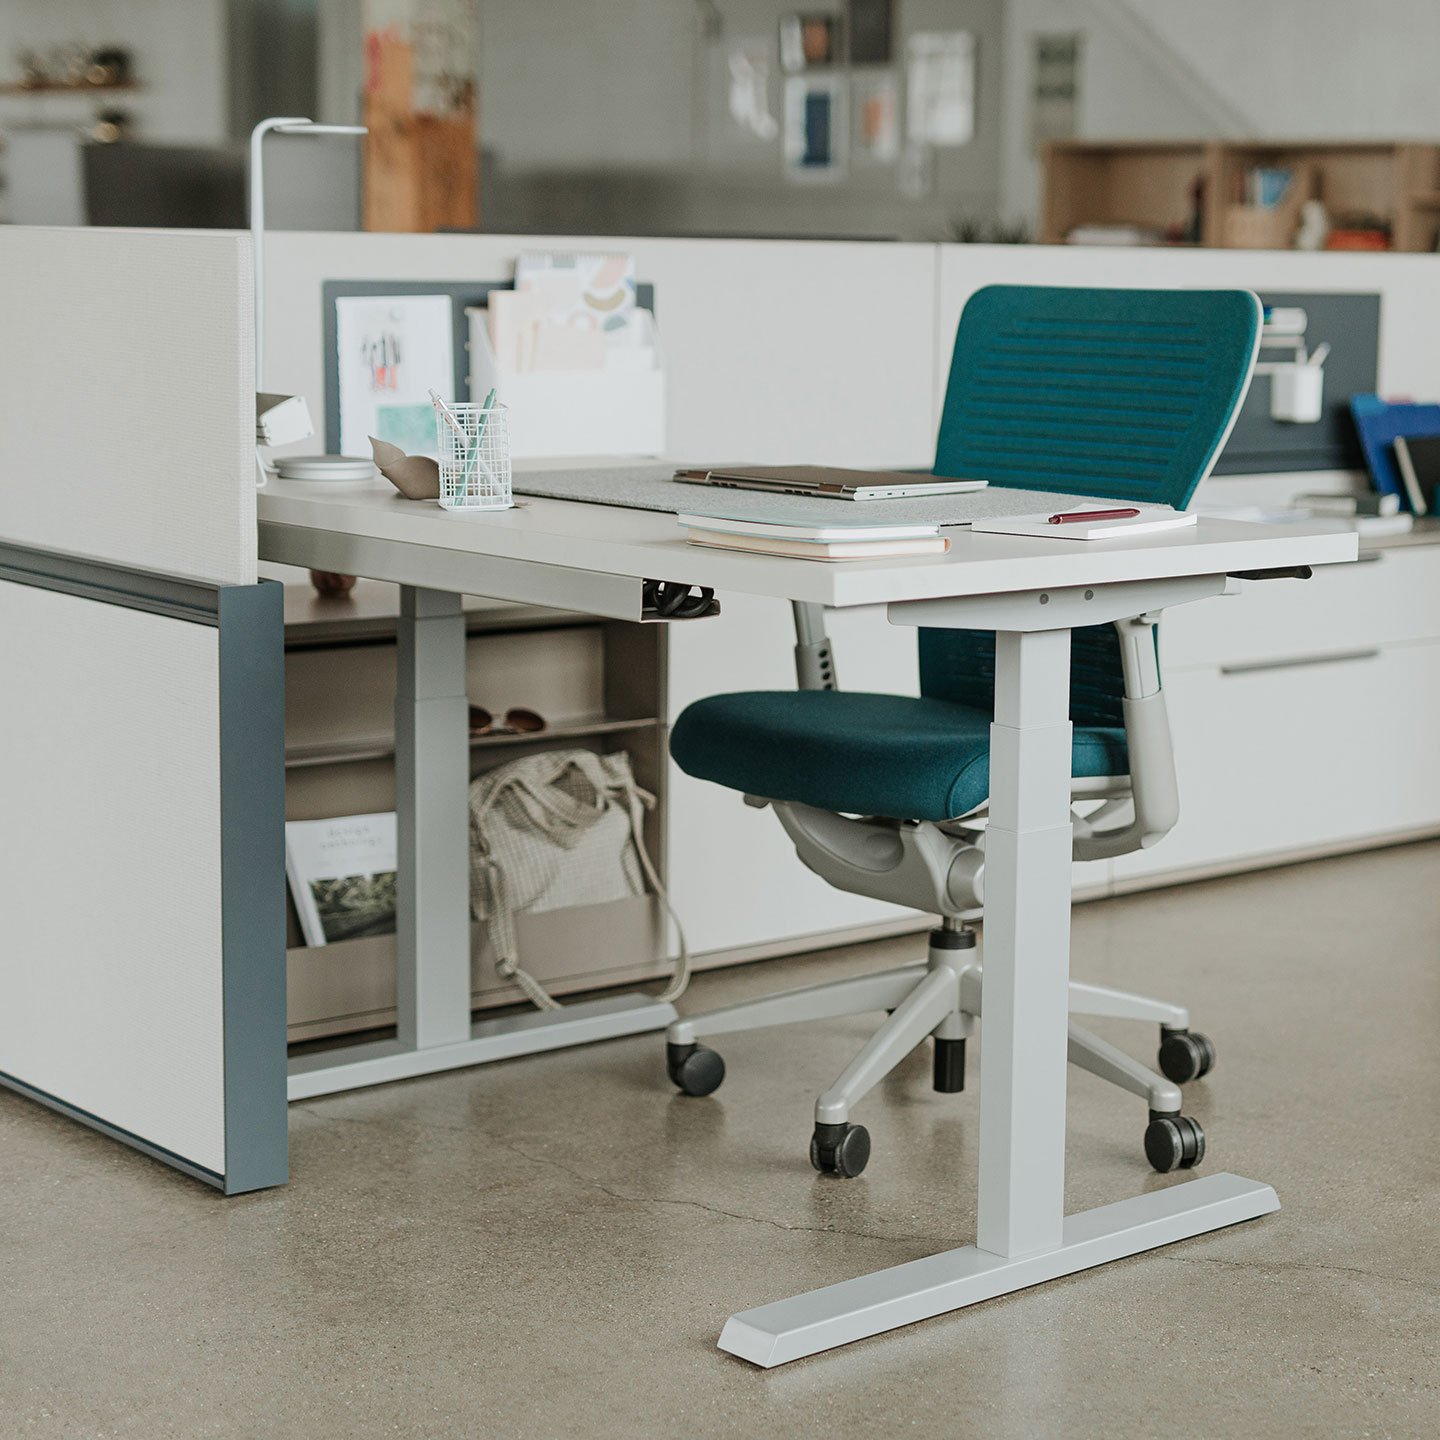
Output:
top-left (248, 118), bottom-right (310, 392)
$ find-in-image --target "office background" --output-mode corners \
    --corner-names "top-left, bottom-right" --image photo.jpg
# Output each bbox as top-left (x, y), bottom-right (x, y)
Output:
top-left (1, 2), bottom-right (1437, 1437)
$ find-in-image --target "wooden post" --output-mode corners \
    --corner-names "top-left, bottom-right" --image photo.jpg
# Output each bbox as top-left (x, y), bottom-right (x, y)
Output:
top-left (363, 0), bottom-right (479, 232)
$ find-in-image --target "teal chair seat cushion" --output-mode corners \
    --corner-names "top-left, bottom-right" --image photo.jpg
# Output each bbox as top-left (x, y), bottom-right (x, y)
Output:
top-left (670, 690), bottom-right (1128, 823)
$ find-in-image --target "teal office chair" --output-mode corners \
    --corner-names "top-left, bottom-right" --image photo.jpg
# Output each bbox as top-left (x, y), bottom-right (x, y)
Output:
top-left (665, 285), bottom-right (1262, 1177)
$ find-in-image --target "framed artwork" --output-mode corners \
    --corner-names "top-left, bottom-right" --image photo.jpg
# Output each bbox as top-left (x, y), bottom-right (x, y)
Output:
top-left (779, 13), bottom-right (844, 72)
top-left (784, 73), bottom-right (846, 179)
top-left (853, 70), bottom-right (900, 163)
top-left (334, 293), bottom-right (454, 459)
top-left (906, 31), bottom-right (977, 147)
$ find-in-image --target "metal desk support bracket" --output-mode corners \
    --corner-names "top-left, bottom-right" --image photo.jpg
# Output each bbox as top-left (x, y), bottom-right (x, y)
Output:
top-left (287, 583), bottom-right (675, 1101)
top-left (888, 573), bottom-right (1229, 634)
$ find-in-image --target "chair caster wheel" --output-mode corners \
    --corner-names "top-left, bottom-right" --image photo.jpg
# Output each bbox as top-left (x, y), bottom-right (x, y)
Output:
top-left (1158, 1028), bottom-right (1216, 1084)
top-left (810, 1122), bottom-right (870, 1178)
top-left (667, 1041), bottom-right (725, 1096)
top-left (1144, 1113), bottom-right (1206, 1173)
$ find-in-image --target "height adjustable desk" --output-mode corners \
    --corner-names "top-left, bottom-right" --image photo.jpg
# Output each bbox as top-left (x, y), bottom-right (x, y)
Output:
top-left (258, 474), bottom-right (1355, 1365)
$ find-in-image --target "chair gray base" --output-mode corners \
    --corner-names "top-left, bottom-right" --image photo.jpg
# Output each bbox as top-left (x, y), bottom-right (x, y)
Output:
top-left (668, 931), bottom-right (1193, 1128)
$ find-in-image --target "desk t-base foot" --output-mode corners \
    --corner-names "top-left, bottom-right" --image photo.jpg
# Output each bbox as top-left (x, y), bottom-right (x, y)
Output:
top-left (719, 1173), bottom-right (1278, 1367)
top-left (725, 1175), bottom-right (1278, 1365)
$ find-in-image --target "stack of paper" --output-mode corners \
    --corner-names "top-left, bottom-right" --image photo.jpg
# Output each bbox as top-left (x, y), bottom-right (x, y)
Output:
top-left (487, 252), bottom-right (657, 374)
top-left (679, 513), bottom-right (948, 561)
top-left (967, 507), bottom-right (1197, 540)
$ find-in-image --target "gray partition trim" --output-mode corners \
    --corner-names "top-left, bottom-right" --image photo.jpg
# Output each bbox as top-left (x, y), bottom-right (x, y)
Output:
top-left (0, 539), bottom-right (228, 625)
top-left (218, 580), bottom-right (289, 1194)
top-left (0, 1069), bottom-right (224, 1190)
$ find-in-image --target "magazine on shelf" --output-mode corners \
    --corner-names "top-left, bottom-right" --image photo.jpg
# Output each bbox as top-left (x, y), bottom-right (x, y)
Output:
top-left (285, 812), bottom-right (398, 948)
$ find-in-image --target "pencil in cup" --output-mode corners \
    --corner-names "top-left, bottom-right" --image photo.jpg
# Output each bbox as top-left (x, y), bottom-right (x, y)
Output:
top-left (433, 396), bottom-right (512, 510)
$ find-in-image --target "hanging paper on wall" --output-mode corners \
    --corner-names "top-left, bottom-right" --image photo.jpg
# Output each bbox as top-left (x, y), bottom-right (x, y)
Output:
top-left (906, 31), bottom-right (976, 146)
top-left (727, 41), bottom-right (779, 139)
top-left (853, 71), bottom-right (899, 162)
top-left (783, 74), bottom-right (846, 179)
top-left (336, 293), bottom-right (454, 459)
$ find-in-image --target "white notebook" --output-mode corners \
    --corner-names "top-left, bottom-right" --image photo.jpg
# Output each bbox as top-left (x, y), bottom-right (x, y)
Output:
top-left (968, 506), bottom-right (1197, 541)
top-left (678, 512), bottom-right (940, 543)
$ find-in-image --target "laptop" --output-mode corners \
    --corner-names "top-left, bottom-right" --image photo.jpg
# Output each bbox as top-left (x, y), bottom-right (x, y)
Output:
top-left (674, 465), bottom-right (987, 502)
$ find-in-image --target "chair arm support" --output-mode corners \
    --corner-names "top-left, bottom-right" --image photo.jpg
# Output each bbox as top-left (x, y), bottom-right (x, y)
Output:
top-left (1070, 616), bottom-right (1180, 862)
top-left (771, 802), bottom-right (984, 916)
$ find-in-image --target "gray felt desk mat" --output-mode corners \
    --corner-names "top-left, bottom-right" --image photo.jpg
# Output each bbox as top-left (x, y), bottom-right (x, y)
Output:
top-left (513, 463), bottom-right (1114, 527)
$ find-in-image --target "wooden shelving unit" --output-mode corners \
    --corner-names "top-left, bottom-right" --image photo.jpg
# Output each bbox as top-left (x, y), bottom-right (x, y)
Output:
top-left (1042, 138), bottom-right (1440, 252)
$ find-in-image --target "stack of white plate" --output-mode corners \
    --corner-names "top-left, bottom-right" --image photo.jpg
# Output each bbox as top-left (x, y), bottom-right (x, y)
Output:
top-left (273, 455), bottom-right (376, 483)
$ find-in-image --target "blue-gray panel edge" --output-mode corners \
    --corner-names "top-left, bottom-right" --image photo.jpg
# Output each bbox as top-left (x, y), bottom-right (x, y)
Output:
top-left (218, 580), bottom-right (289, 1194)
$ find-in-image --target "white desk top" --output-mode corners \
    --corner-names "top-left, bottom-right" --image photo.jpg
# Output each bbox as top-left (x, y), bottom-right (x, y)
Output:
top-left (256, 478), bottom-right (1358, 609)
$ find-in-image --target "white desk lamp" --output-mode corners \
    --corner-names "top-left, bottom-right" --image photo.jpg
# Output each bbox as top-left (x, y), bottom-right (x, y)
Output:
top-left (249, 117), bottom-right (367, 394)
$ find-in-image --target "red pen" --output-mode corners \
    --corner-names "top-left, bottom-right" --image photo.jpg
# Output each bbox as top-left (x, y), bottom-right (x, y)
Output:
top-left (1048, 507), bottom-right (1141, 525)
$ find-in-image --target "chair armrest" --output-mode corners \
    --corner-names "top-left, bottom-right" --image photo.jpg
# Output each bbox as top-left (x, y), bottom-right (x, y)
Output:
top-left (1071, 616), bottom-right (1180, 861)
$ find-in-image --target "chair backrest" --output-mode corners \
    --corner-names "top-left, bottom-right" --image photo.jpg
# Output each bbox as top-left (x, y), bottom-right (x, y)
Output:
top-left (922, 284), bottom-right (1261, 725)
top-left (934, 284), bottom-right (1261, 505)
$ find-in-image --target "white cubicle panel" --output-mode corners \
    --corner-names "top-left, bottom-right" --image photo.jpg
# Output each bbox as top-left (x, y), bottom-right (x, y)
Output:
top-left (0, 226), bottom-right (256, 588)
top-left (933, 243), bottom-right (1440, 443)
top-left (0, 227), bottom-right (285, 1193)
top-left (0, 582), bottom-right (227, 1170)
top-left (261, 232), bottom-right (940, 468)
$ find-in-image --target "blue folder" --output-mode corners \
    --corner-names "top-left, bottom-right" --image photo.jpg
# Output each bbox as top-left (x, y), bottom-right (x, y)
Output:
top-left (1350, 393), bottom-right (1440, 500)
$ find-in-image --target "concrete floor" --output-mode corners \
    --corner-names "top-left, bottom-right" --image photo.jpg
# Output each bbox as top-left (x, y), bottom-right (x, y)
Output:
top-left (2, 843), bottom-right (1438, 1439)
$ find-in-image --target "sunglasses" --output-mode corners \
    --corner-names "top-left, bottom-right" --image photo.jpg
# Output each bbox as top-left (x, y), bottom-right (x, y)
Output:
top-left (468, 705), bottom-right (547, 737)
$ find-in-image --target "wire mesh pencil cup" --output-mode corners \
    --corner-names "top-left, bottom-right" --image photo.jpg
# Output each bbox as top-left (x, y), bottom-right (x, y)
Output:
top-left (435, 402), bottom-right (513, 511)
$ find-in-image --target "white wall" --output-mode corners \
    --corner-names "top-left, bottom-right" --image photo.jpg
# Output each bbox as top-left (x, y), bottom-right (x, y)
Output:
top-left (1000, 0), bottom-right (1440, 227)
top-left (477, 0), bottom-right (697, 172)
top-left (998, 0), bottom-right (1239, 226)
top-left (1129, 0), bottom-right (1440, 140)
top-left (0, 0), bottom-right (228, 144)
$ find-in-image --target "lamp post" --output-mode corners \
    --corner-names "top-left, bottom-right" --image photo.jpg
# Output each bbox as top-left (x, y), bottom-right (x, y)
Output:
top-left (249, 117), bottom-right (367, 391)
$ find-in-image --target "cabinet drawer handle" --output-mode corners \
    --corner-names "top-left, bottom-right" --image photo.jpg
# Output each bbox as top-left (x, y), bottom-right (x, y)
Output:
top-left (1221, 648), bottom-right (1381, 676)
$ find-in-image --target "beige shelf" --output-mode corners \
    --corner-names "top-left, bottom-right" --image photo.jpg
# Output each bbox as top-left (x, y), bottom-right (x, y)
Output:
top-left (285, 714), bottom-right (661, 770)
top-left (1043, 138), bottom-right (1440, 251)
top-left (0, 81), bottom-right (141, 96)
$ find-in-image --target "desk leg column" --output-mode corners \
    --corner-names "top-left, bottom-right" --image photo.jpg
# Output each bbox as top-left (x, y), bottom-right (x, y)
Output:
top-left (977, 626), bottom-right (1074, 1258)
top-left (395, 585), bottom-right (472, 1050)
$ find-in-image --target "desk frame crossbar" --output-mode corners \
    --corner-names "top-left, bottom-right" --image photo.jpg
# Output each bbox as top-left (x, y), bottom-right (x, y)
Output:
top-left (286, 584), bottom-right (674, 1102)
